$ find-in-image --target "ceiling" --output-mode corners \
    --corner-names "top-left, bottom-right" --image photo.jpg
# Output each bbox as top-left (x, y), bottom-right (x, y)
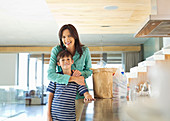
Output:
top-left (0, 0), bottom-right (151, 47)
top-left (46, 0), bottom-right (151, 34)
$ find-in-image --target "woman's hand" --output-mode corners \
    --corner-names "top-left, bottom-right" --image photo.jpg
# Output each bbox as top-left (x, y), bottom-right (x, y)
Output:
top-left (69, 76), bottom-right (85, 85)
top-left (72, 70), bottom-right (81, 77)
top-left (74, 76), bottom-right (85, 85)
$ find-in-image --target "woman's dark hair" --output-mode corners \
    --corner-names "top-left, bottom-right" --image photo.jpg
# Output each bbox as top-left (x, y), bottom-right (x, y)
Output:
top-left (57, 50), bottom-right (73, 62)
top-left (59, 24), bottom-right (84, 58)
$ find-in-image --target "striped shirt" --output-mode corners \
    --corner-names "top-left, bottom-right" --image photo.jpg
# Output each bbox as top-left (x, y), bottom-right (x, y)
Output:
top-left (47, 72), bottom-right (88, 121)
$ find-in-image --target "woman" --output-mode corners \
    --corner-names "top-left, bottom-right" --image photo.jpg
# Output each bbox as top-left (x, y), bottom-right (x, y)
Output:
top-left (47, 24), bottom-right (93, 120)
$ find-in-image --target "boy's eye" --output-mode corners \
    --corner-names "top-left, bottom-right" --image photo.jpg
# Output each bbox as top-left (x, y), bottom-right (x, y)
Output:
top-left (67, 58), bottom-right (70, 60)
top-left (68, 35), bottom-right (72, 37)
top-left (62, 36), bottom-right (65, 38)
top-left (62, 59), bottom-right (65, 61)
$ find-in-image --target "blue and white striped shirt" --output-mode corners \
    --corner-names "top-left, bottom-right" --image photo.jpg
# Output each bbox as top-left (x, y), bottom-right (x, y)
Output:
top-left (47, 72), bottom-right (88, 121)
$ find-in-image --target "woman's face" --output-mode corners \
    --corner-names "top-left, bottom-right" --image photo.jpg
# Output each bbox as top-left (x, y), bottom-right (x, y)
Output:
top-left (62, 29), bottom-right (75, 49)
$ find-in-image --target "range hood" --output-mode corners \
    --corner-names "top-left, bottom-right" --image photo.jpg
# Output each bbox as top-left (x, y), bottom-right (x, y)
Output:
top-left (135, 0), bottom-right (170, 37)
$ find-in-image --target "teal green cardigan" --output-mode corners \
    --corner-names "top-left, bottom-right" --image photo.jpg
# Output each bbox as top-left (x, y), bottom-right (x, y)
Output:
top-left (47, 45), bottom-right (92, 99)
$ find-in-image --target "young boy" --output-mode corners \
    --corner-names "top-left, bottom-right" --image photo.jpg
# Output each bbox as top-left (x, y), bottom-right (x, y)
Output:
top-left (47, 50), bottom-right (94, 121)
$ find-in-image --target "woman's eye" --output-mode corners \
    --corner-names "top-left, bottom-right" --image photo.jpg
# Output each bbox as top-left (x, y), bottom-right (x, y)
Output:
top-left (62, 59), bottom-right (64, 61)
top-left (62, 36), bottom-right (65, 38)
top-left (68, 35), bottom-right (72, 37)
top-left (67, 59), bottom-right (70, 60)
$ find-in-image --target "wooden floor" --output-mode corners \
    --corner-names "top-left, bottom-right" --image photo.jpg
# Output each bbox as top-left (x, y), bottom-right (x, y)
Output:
top-left (2, 97), bottom-right (170, 121)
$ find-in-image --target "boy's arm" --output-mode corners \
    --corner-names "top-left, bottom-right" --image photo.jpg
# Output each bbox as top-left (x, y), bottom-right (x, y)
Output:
top-left (47, 81), bottom-right (56, 121)
top-left (77, 85), bottom-right (95, 102)
top-left (47, 92), bottom-right (54, 121)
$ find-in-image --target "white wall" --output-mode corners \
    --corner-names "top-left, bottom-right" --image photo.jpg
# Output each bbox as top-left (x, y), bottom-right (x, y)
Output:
top-left (0, 53), bottom-right (17, 85)
top-left (163, 37), bottom-right (170, 47)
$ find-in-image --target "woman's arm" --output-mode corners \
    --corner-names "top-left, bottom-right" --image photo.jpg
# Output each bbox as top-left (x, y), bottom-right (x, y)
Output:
top-left (47, 46), bottom-right (70, 85)
top-left (47, 92), bottom-right (54, 121)
top-left (79, 47), bottom-right (93, 79)
top-left (48, 46), bottom-right (87, 85)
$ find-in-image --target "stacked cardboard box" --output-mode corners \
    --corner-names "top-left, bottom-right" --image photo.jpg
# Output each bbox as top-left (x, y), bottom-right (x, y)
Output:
top-left (113, 69), bottom-right (127, 98)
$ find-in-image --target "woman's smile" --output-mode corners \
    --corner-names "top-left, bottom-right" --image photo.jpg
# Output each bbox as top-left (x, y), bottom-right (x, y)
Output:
top-left (62, 29), bottom-right (75, 48)
top-left (65, 41), bottom-right (71, 45)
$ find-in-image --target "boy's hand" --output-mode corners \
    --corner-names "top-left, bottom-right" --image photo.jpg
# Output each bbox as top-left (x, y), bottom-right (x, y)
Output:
top-left (72, 70), bottom-right (81, 77)
top-left (84, 92), bottom-right (95, 102)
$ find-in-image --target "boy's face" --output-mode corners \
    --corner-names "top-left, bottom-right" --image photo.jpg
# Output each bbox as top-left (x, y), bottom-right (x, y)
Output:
top-left (57, 56), bottom-right (73, 70)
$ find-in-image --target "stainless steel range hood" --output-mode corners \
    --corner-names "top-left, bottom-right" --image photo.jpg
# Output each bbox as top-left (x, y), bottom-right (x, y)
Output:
top-left (135, 0), bottom-right (170, 38)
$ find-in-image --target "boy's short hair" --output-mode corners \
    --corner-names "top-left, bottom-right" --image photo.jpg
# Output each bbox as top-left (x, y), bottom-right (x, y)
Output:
top-left (57, 50), bottom-right (73, 62)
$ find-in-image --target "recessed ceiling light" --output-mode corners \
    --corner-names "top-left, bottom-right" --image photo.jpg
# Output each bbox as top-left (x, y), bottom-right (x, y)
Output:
top-left (104, 6), bottom-right (118, 10)
top-left (101, 26), bottom-right (111, 27)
